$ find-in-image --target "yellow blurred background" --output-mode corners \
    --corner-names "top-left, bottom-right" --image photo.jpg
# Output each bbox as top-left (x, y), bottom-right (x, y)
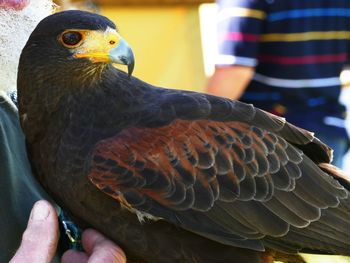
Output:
top-left (102, 5), bottom-right (206, 91)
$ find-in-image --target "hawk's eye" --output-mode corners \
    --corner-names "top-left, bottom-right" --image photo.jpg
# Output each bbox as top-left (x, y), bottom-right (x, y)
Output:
top-left (60, 31), bottom-right (84, 47)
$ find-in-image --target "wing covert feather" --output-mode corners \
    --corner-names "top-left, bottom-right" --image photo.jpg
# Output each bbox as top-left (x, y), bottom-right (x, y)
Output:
top-left (88, 116), bottom-right (348, 251)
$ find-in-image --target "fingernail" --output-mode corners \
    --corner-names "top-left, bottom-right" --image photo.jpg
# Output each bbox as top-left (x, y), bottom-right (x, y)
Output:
top-left (30, 201), bottom-right (50, 221)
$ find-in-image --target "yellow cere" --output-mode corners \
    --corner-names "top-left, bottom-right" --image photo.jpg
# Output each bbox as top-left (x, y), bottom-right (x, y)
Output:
top-left (74, 27), bottom-right (120, 63)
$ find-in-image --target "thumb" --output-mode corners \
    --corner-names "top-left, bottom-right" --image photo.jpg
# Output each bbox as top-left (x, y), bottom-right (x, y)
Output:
top-left (10, 200), bottom-right (59, 263)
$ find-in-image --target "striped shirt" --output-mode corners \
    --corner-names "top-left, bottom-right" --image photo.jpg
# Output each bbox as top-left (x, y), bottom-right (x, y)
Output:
top-left (216, 0), bottom-right (350, 137)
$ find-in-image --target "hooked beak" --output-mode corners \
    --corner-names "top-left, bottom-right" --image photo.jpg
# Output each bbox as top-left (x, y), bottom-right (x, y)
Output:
top-left (109, 37), bottom-right (135, 78)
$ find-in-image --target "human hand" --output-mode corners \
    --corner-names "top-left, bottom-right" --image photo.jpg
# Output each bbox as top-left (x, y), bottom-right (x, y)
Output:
top-left (62, 228), bottom-right (126, 263)
top-left (10, 200), bottom-right (59, 263)
top-left (0, 0), bottom-right (30, 10)
top-left (10, 200), bottom-right (126, 263)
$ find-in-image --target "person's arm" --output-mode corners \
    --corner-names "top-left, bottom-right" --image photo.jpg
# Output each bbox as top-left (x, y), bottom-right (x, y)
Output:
top-left (206, 0), bottom-right (266, 99)
top-left (206, 66), bottom-right (254, 99)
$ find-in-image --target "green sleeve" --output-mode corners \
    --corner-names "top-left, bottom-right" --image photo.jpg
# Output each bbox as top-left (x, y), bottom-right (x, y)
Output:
top-left (0, 94), bottom-right (61, 262)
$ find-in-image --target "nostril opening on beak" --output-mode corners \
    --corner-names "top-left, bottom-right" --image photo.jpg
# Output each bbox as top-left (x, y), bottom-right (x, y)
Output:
top-left (120, 56), bottom-right (128, 64)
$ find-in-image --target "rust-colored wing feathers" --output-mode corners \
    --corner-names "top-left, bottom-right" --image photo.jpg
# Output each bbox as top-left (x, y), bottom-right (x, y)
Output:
top-left (90, 119), bottom-right (290, 211)
top-left (88, 116), bottom-right (347, 251)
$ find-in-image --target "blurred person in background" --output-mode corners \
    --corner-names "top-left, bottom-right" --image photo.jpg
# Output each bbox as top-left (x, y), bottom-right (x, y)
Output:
top-left (0, 1), bottom-right (125, 262)
top-left (207, 0), bottom-right (350, 168)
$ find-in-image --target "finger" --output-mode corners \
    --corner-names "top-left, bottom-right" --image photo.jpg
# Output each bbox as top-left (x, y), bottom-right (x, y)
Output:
top-left (10, 200), bottom-right (59, 263)
top-left (61, 250), bottom-right (89, 263)
top-left (82, 229), bottom-right (126, 263)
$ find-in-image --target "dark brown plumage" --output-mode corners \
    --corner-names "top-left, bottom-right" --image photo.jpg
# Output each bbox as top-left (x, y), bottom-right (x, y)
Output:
top-left (18, 10), bottom-right (350, 263)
